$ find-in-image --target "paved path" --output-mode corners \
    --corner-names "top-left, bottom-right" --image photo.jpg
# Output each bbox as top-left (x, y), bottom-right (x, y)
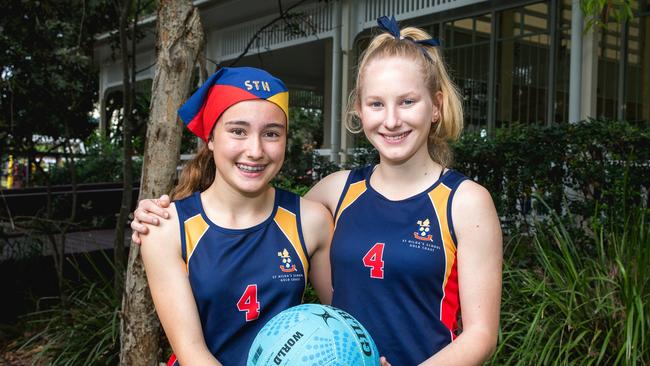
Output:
top-left (1, 229), bottom-right (131, 261)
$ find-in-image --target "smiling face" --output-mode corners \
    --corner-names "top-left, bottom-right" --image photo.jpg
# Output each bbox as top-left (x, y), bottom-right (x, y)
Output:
top-left (208, 99), bottom-right (287, 195)
top-left (357, 56), bottom-right (440, 165)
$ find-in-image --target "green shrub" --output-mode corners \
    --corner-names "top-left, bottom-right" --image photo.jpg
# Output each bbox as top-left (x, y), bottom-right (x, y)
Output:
top-left (453, 119), bottom-right (649, 233)
top-left (275, 107), bottom-right (340, 192)
top-left (34, 133), bottom-right (143, 186)
top-left (277, 107), bottom-right (325, 188)
top-left (490, 206), bottom-right (649, 365)
top-left (19, 253), bottom-right (120, 365)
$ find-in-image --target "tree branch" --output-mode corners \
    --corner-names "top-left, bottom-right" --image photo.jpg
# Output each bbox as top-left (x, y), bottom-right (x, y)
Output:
top-left (228, 0), bottom-right (310, 67)
top-left (77, 0), bottom-right (86, 47)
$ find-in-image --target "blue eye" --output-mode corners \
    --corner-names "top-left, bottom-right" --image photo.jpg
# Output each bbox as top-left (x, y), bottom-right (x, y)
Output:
top-left (402, 99), bottom-right (415, 106)
top-left (370, 101), bottom-right (383, 108)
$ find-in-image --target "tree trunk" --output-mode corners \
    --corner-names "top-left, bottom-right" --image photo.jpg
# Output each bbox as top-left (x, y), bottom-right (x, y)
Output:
top-left (119, 1), bottom-right (204, 365)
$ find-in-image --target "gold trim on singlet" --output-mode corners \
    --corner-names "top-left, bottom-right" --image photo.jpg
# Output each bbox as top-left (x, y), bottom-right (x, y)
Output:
top-left (335, 180), bottom-right (367, 226)
top-left (184, 213), bottom-right (210, 272)
top-left (273, 207), bottom-right (309, 280)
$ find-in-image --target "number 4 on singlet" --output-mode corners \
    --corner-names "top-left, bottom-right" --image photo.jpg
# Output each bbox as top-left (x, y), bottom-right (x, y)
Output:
top-left (237, 284), bottom-right (260, 321)
top-left (363, 243), bottom-right (385, 279)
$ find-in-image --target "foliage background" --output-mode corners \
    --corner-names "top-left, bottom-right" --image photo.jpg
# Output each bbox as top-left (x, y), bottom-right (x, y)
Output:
top-left (0, 0), bottom-right (120, 155)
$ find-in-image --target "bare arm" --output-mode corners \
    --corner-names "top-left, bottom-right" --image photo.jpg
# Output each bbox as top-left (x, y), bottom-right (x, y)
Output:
top-left (304, 170), bottom-right (350, 216)
top-left (140, 203), bottom-right (221, 366)
top-left (420, 181), bottom-right (502, 366)
top-left (299, 198), bottom-right (333, 304)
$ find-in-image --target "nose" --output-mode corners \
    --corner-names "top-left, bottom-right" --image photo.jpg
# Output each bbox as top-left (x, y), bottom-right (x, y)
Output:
top-left (245, 135), bottom-right (264, 160)
top-left (383, 106), bottom-right (402, 129)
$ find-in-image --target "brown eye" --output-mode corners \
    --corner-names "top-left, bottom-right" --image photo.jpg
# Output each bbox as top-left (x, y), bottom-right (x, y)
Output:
top-left (230, 128), bottom-right (246, 136)
top-left (264, 131), bottom-right (281, 138)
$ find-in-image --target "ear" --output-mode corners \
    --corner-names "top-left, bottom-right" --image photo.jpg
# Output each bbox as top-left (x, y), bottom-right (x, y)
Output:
top-left (432, 91), bottom-right (444, 123)
top-left (354, 101), bottom-right (362, 119)
top-left (208, 139), bottom-right (215, 151)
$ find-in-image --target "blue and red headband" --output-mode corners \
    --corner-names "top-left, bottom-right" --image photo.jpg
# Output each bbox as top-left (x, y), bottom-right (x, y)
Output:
top-left (178, 67), bottom-right (289, 142)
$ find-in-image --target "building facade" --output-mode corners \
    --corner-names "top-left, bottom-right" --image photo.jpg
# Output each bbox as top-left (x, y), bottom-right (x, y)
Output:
top-left (94, 0), bottom-right (650, 162)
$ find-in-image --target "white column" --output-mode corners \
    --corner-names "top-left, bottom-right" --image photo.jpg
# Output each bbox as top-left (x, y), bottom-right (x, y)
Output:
top-left (323, 39), bottom-right (333, 149)
top-left (339, 0), bottom-right (357, 164)
top-left (330, 0), bottom-right (343, 164)
top-left (568, 0), bottom-right (583, 123)
top-left (98, 66), bottom-right (107, 137)
top-left (580, 28), bottom-right (600, 121)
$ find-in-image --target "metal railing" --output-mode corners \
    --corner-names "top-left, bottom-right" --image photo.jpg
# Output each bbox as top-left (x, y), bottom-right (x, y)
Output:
top-left (360, 0), bottom-right (488, 28)
top-left (214, 0), bottom-right (487, 61)
top-left (217, 1), bottom-right (336, 61)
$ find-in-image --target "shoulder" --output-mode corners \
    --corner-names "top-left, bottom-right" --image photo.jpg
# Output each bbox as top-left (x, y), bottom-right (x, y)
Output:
top-left (312, 170), bottom-right (351, 192)
top-left (453, 179), bottom-right (493, 209)
top-left (305, 170), bottom-right (351, 214)
top-left (451, 180), bottom-right (500, 239)
top-left (299, 198), bottom-right (333, 228)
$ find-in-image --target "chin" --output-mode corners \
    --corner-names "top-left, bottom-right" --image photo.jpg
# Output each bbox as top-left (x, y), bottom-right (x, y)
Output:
top-left (235, 184), bottom-right (271, 196)
top-left (376, 146), bottom-right (413, 161)
top-left (236, 175), bottom-right (276, 194)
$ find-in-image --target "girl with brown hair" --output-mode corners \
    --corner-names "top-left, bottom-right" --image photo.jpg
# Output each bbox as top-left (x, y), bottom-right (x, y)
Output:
top-left (139, 67), bottom-right (333, 366)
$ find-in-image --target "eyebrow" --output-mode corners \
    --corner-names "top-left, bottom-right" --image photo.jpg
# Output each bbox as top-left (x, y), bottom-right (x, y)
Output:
top-left (265, 123), bottom-right (286, 130)
top-left (364, 91), bottom-right (419, 99)
top-left (223, 120), bottom-right (250, 126)
top-left (223, 120), bottom-right (286, 129)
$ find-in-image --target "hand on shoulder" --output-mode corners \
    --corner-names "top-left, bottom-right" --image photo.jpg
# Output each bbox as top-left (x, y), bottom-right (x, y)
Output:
top-left (145, 202), bottom-right (177, 233)
top-left (131, 195), bottom-right (172, 244)
top-left (140, 202), bottom-right (181, 257)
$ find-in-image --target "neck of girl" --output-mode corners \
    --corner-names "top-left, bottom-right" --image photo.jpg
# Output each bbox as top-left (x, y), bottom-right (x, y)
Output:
top-left (201, 179), bottom-right (276, 229)
top-left (373, 150), bottom-right (444, 200)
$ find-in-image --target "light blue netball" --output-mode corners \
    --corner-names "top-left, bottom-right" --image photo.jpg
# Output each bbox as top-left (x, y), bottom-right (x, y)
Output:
top-left (247, 304), bottom-right (380, 366)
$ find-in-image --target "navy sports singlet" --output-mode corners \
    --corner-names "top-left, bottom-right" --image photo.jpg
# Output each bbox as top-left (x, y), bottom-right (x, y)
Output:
top-left (171, 188), bottom-right (309, 366)
top-left (330, 166), bottom-right (467, 366)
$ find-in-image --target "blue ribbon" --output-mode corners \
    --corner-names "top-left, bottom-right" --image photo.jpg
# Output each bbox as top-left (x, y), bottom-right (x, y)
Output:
top-left (377, 15), bottom-right (440, 47)
top-left (377, 15), bottom-right (401, 38)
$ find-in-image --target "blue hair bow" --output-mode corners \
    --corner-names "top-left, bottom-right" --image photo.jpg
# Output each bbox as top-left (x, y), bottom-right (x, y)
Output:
top-left (377, 15), bottom-right (440, 47)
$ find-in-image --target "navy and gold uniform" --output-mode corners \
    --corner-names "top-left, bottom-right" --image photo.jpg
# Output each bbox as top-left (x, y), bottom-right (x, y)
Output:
top-left (171, 188), bottom-right (309, 366)
top-left (331, 165), bottom-right (467, 366)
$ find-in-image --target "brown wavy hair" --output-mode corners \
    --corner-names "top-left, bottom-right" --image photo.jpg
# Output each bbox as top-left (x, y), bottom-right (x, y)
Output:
top-left (346, 26), bottom-right (464, 167)
top-left (170, 143), bottom-right (216, 200)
